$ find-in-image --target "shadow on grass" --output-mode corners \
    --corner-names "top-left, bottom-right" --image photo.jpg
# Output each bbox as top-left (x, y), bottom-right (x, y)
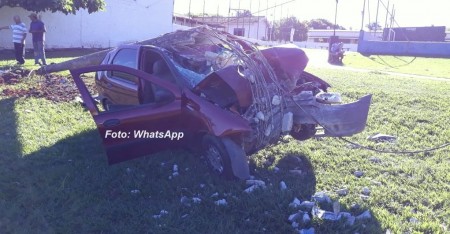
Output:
top-left (0, 97), bottom-right (382, 233)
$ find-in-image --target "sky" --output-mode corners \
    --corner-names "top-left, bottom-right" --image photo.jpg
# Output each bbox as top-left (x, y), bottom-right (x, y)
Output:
top-left (173, 0), bottom-right (450, 30)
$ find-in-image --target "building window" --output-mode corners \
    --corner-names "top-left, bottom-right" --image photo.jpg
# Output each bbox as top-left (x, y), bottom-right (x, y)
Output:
top-left (233, 28), bottom-right (245, 37)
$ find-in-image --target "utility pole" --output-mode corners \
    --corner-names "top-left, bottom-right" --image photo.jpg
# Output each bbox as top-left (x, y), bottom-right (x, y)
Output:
top-left (333, 0), bottom-right (338, 36)
top-left (361, 0), bottom-right (366, 30)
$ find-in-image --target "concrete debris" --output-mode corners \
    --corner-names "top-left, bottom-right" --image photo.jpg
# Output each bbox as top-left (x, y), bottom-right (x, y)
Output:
top-left (409, 217), bottom-right (419, 224)
top-left (172, 172), bottom-right (179, 177)
top-left (214, 199), bottom-right (228, 206)
top-left (126, 167), bottom-right (132, 174)
top-left (272, 95), bottom-right (282, 105)
top-left (356, 210), bottom-right (372, 220)
top-left (280, 181), bottom-right (288, 190)
top-left (246, 180), bottom-right (266, 187)
top-left (333, 201), bottom-right (341, 215)
top-left (336, 188), bottom-right (349, 196)
top-left (369, 157), bottom-right (382, 163)
top-left (74, 96), bottom-right (83, 104)
top-left (288, 212), bottom-right (301, 222)
top-left (289, 169), bottom-right (303, 176)
top-left (289, 197), bottom-right (302, 208)
top-left (354, 171), bottom-right (365, 178)
top-left (192, 197), bottom-right (202, 204)
top-left (130, 189), bottom-right (140, 194)
top-left (173, 164), bottom-right (178, 172)
top-left (244, 184), bottom-right (264, 193)
top-left (361, 187), bottom-right (371, 196)
top-left (291, 221), bottom-right (299, 228)
top-left (180, 196), bottom-right (190, 206)
top-left (360, 195), bottom-right (370, 200)
top-left (152, 210), bottom-right (169, 219)
top-left (299, 201), bottom-right (315, 210)
top-left (347, 143), bottom-right (361, 149)
top-left (282, 112), bottom-right (294, 132)
top-left (181, 214), bottom-right (189, 218)
top-left (367, 133), bottom-right (397, 143)
top-left (264, 124), bottom-right (274, 136)
top-left (302, 213), bottom-right (311, 224)
top-left (256, 111), bottom-right (265, 121)
top-left (273, 167), bottom-right (280, 173)
top-left (210, 192), bottom-right (219, 197)
top-left (371, 180), bottom-right (382, 186)
top-left (299, 227), bottom-right (315, 234)
top-left (200, 183), bottom-right (206, 188)
top-left (312, 191), bottom-right (332, 204)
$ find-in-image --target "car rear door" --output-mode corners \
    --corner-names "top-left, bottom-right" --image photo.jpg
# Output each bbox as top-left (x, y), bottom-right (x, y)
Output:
top-left (71, 64), bottom-right (186, 164)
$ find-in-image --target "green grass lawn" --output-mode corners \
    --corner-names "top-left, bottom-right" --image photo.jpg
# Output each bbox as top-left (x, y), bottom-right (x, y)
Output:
top-left (1, 52), bottom-right (449, 233)
top-left (301, 48), bottom-right (450, 79)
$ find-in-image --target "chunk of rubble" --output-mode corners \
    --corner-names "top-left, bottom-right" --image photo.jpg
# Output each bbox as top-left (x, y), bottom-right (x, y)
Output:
top-left (282, 112), bottom-right (294, 132)
top-left (289, 197), bottom-right (302, 208)
top-left (256, 111), bottom-right (265, 121)
top-left (244, 184), bottom-right (264, 193)
top-left (130, 189), bottom-right (140, 194)
top-left (272, 95), bottom-right (282, 105)
top-left (371, 180), bottom-right (382, 186)
top-left (360, 195), bottom-right (370, 200)
top-left (299, 201), bottom-right (315, 210)
top-left (299, 227), bottom-right (315, 234)
top-left (280, 181), bottom-right (288, 190)
top-left (409, 217), bottom-right (419, 224)
top-left (180, 196), bottom-right (190, 206)
top-left (210, 192), bottom-right (219, 197)
top-left (361, 187), bottom-right (371, 195)
top-left (367, 133), bottom-right (397, 143)
top-left (246, 180), bottom-right (266, 187)
top-left (289, 169), bottom-right (302, 176)
top-left (291, 221), bottom-right (299, 228)
top-left (288, 212), bottom-right (301, 222)
top-left (354, 171), bottom-right (364, 178)
top-left (302, 213), bottom-right (311, 224)
top-left (336, 188), bottom-right (349, 196)
top-left (356, 210), bottom-right (371, 220)
top-left (312, 191), bottom-right (332, 204)
top-left (369, 157), bottom-right (382, 163)
top-left (152, 210), bottom-right (169, 219)
top-left (214, 199), bottom-right (228, 206)
top-left (273, 167), bottom-right (280, 173)
top-left (192, 197), bottom-right (202, 204)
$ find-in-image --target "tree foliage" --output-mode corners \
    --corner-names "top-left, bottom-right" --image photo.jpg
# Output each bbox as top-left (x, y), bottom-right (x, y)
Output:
top-left (307, 18), bottom-right (345, 30)
top-left (366, 22), bottom-right (382, 31)
top-left (0, 0), bottom-right (105, 14)
top-left (273, 17), bottom-right (308, 41)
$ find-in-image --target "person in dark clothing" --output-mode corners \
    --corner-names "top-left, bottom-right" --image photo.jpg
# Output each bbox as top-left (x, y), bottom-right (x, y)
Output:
top-left (28, 13), bottom-right (47, 66)
top-left (0, 15), bottom-right (27, 65)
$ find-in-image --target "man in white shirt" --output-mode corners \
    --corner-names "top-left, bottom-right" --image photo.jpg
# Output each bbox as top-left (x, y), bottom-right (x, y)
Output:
top-left (0, 15), bottom-right (27, 64)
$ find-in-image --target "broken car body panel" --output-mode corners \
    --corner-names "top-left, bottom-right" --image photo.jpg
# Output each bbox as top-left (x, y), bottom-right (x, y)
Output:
top-left (70, 27), bottom-right (371, 178)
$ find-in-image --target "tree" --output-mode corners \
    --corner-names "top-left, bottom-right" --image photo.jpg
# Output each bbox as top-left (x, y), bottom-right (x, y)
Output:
top-left (0, 0), bottom-right (105, 14)
top-left (307, 18), bottom-right (345, 30)
top-left (273, 17), bottom-right (308, 42)
top-left (366, 22), bottom-right (382, 31)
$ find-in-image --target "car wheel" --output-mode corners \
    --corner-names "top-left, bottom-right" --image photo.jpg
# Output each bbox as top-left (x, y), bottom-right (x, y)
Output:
top-left (202, 135), bottom-right (235, 179)
top-left (291, 124), bottom-right (317, 141)
top-left (102, 99), bottom-right (112, 111)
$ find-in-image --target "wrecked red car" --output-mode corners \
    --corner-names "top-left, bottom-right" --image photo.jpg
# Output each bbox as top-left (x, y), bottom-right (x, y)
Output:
top-left (70, 27), bottom-right (371, 179)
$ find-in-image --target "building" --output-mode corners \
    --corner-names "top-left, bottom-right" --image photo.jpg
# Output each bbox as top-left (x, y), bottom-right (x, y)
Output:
top-left (173, 14), bottom-right (269, 41)
top-left (307, 30), bottom-right (383, 44)
top-left (0, 0), bottom-right (173, 49)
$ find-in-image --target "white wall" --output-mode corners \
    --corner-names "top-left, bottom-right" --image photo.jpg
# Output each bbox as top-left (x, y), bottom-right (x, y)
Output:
top-left (0, 0), bottom-right (173, 49)
top-left (225, 20), bottom-right (267, 40)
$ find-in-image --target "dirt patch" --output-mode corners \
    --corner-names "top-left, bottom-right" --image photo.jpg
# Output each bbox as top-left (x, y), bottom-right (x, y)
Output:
top-left (0, 68), bottom-right (96, 102)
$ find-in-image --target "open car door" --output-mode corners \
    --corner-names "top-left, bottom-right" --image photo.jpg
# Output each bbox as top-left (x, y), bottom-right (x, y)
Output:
top-left (71, 65), bottom-right (185, 164)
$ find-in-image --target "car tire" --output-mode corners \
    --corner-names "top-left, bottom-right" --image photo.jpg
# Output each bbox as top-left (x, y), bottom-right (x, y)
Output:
top-left (291, 124), bottom-right (317, 141)
top-left (102, 99), bottom-right (112, 111)
top-left (202, 135), bottom-right (236, 180)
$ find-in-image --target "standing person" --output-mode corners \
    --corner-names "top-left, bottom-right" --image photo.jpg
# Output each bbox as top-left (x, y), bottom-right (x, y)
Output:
top-left (28, 13), bottom-right (47, 66)
top-left (0, 15), bottom-right (27, 65)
